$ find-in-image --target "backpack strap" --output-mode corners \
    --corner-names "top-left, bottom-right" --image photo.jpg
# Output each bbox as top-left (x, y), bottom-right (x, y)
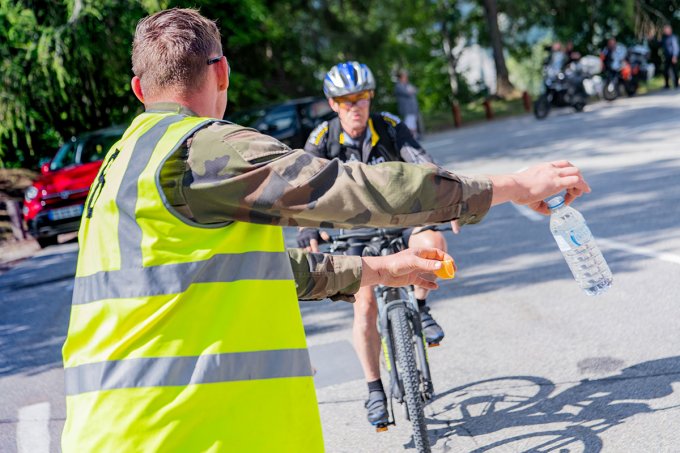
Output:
top-left (327, 117), bottom-right (343, 160)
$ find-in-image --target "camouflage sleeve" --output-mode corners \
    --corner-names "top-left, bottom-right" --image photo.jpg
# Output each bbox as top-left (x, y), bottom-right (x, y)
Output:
top-left (174, 122), bottom-right (492, 228)
top-left (288, 248), bottom-right (362, 302)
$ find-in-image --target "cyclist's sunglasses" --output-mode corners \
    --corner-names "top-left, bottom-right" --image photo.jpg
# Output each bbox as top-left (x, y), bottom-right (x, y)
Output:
top-left (207, 56), bottom-right (230, 77)
top-left (333, 91), bottom-right (372, 109)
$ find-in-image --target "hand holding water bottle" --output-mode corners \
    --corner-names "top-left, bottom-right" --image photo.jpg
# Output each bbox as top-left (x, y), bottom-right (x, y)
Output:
top-left (489, 161), bottom-right (591, 214)
top-left (487, 160), bottom-right (608, 294)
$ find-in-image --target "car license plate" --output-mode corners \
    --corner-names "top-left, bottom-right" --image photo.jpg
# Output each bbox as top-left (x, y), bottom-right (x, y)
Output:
top-left (48, 204), bottom-right (84, 221)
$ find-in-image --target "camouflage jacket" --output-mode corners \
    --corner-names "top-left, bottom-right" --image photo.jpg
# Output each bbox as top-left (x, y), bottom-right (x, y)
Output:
top-left (153, 103), bottom-right (493, 301)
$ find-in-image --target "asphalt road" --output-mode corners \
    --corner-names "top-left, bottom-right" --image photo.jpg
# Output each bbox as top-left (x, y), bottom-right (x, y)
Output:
top-left (2, 91), bottom-right (680, 452)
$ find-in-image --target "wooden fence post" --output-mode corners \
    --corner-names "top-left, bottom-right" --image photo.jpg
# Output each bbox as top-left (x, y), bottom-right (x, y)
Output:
top-left (522, 91), bottom-right (532, 112)
top-left (483, 98), bottom-right (494, 120)
top-left (451, 101), bottom-right (462, 128)
top-left (5, 200), bottom-right (27, 241)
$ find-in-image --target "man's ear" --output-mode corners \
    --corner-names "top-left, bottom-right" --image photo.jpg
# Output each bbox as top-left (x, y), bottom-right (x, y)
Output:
top-left (328, 98), bottom-right (339, 113)
top-left (216, 57), bottom-right (229, 91)
top-left (131, 76), bottom-right (144, 103)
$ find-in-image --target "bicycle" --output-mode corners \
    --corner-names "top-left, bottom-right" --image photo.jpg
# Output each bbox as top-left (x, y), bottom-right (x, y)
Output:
top-left (327, 225), bottom-right (451, 453)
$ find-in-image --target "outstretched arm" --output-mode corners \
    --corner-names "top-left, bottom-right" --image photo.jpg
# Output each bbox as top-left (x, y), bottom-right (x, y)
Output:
top-left (168, 125), bottom-right (590, 229)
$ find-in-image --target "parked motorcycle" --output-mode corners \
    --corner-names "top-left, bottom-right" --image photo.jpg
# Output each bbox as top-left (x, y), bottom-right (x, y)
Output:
top-left (534, 52), bottom-right (601, 120)
top-left (626, 44), bottom-right (655, 94)
top-left (602, 43), bottom-right (654, 100)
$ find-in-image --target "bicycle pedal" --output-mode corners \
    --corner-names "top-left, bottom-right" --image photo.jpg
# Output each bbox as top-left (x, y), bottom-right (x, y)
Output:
top-left (428, 342), bottom-right (440, 348)
top-left (375, 425), bottom-right (389, 433)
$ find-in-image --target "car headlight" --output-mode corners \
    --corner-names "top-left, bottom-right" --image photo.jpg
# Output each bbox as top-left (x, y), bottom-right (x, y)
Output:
top-left (25, 186), bottom-right (39, 201)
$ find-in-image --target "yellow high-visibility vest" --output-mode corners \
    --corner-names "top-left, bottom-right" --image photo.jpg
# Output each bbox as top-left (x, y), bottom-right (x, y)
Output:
top-left (62, 112), bottom-right (323, 452)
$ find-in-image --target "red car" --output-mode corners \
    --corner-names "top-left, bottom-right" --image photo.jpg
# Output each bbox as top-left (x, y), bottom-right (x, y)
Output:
top-left (23, 127), bottom-right (124, 248)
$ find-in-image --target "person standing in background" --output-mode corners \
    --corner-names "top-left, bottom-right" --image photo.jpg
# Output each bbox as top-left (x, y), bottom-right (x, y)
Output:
top-left (395, 69), bottom-right (423, 138)
top-left (660, 24), bottom-right (679, 89)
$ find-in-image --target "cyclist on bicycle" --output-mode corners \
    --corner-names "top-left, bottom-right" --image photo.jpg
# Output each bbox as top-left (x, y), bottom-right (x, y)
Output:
top-left (298, 61), bottom-right (450, 428)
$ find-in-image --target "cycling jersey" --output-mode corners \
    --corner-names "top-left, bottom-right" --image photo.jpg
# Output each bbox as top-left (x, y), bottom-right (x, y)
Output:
top-left (304, 112), bottom-right (434, 166)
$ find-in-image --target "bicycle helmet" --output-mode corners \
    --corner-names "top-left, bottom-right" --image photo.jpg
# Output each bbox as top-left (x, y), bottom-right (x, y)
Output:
top-left (323, 61), bottom-right (376, 98)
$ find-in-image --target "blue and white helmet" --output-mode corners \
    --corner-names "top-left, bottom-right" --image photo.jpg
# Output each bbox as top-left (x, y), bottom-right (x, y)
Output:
top-left (323, 61), bottom-right (376, 98)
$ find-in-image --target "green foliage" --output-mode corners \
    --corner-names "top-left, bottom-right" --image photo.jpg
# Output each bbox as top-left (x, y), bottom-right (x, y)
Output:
top-left (0, 0), bottom-right (156, 168)
top-left (499, 0), bottom-right (680, 54)
top-left (507, 39), bottom-right (553, 96)
top-left (2, 0), bottom-right (680, 169)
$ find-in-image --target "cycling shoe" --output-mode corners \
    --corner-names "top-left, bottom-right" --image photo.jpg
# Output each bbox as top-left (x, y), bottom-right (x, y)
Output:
top-left (364, 390), bottom-right (389, 426)
top-left (419, 305), bottom-right (445, 344)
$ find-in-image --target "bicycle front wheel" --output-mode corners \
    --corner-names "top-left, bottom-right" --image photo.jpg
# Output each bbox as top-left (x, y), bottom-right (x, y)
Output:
top-left (390, 305), bottom-right (430, 452)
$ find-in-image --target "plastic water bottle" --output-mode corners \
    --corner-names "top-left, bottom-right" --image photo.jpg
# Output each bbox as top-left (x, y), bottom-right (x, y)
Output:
top-left (548, 196), bottom-right (612, 295)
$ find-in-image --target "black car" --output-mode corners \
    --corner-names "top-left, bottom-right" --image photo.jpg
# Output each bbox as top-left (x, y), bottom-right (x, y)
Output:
top-left (226, 97), bottom-right (336, 149)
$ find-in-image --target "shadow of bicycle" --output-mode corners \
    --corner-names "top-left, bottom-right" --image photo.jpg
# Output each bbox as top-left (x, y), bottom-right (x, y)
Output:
top-left (423, 356), bottom-right (680, 452)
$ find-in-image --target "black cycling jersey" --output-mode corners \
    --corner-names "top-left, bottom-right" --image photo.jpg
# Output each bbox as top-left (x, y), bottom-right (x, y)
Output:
top-left (304, 112), bottom-right (434, 166)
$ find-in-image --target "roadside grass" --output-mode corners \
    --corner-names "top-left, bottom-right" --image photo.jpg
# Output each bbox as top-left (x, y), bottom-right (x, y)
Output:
top-left (636, 75), bottom-right (666, 94)
top-left (424, 97), bottom-right (529, 132)
top-left (423, 76), bottom-right (667, 133)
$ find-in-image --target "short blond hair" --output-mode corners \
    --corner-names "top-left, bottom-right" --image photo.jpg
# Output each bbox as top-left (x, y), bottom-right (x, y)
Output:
top-left (132, 8), bottom-right (222, 97)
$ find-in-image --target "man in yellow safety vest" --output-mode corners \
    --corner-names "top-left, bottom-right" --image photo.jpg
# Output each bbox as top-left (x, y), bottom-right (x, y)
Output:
top-left (61, 8), bottom-right (590, 452)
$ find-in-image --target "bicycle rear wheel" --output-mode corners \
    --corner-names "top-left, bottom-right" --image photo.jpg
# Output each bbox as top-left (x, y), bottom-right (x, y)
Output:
top-left (390, 305), bottom-right (430, 452)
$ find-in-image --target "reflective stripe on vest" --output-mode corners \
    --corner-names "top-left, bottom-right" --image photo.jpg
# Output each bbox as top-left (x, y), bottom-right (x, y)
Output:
top-left (115, 114), bottom-right (183, 268)
top-left (65, 348), bottom-right (312, 395)
top-left (72, 251), bottom-right (293, 304)
top-left (62, 112), bottom-right (323, 452)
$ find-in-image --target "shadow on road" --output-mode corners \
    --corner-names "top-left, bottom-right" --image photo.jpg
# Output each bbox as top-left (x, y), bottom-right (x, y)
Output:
top-left (425, 356), bottom-right (680, 451)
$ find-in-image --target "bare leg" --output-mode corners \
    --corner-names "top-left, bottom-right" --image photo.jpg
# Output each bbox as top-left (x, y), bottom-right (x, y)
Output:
top-left (408, 229), bottom-right (448, 300)
top-left (352, 285), bottom-right (381, 381)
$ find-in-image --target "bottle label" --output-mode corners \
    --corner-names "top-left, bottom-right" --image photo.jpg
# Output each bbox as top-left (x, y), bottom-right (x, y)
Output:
top-left (554, 224), bottom-right (592, 251)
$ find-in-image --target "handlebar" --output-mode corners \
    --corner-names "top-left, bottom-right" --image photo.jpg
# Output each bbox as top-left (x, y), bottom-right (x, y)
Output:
top-left (327, 224), bottom-right (452, 250)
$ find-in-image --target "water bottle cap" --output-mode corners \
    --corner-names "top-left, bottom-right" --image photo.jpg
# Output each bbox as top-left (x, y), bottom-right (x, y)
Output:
top-left (547, 196), bottom-right (565, 210)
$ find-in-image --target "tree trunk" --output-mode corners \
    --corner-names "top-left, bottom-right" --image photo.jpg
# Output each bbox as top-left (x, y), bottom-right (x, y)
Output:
top-left (441, 21), bottom-right (459, 98)
top-left (440, 10), bottom-right (463, 127)
top-left (481, 0), bottom-right (515, 98)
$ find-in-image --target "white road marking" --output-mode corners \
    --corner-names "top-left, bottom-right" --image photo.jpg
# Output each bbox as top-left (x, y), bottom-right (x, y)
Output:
top-left (597, 238), bottom-right (680, 266)
top-left (512, 204), bottom-right (680, 266)
top-left (16, 402), bottom-right (50, 453)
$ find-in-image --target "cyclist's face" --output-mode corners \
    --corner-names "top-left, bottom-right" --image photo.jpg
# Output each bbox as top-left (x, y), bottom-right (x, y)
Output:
top-left (330, 91), bottom-right (372, 133)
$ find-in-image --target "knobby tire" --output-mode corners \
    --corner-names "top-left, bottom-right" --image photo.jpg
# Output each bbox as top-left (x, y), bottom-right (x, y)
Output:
top-left (390, 306), bottom-right (430, 453)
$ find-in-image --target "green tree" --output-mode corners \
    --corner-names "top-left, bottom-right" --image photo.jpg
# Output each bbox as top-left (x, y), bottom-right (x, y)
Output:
top-left (0, 0), bottom-right (162, 168)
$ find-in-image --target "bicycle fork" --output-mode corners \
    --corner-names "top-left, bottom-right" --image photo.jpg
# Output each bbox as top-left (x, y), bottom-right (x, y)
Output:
top-left (374, 286), bottom-right (435, 432)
